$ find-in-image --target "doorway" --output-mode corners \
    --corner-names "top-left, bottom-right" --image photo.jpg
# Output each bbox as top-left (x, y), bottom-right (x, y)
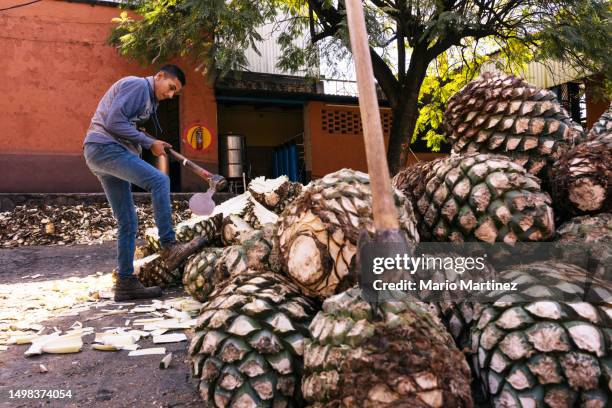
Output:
top-left (139, 97), bottom-right (182, 192)
top-left (217, 102), bottom-right (304, 184)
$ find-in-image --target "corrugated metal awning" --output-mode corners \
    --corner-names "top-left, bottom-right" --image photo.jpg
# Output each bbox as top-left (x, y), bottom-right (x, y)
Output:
top-left (481, 59), bottom-right (588, 88)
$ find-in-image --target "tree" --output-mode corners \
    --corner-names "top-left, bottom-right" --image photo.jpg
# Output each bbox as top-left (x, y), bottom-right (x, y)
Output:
top-left (110, 0), bottom-right (611, 174)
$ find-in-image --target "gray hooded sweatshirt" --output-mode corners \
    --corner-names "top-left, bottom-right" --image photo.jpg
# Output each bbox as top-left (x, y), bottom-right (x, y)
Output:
top-left (84, 76), bottom-right (158, 154)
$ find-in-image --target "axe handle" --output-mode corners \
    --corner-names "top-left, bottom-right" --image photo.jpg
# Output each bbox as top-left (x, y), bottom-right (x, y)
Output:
top-left (139, 128), bottom-right (225, 190)
top-left (166, 148), bottom-right (214, 183)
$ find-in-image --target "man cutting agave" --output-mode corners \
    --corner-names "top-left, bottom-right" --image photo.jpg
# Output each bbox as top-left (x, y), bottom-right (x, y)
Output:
top-left (83, 65), bottom-right (206, 301)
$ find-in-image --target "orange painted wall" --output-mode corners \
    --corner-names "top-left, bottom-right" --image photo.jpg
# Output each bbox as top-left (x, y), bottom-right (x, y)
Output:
top-left (306, 101), bottom-right (445, 178)
top-left (307, 101), bottom-right (383, 178)
top-left (0, 0), bottom-right (216, 192)
top-left (585, 78), bottom-right (610, 130)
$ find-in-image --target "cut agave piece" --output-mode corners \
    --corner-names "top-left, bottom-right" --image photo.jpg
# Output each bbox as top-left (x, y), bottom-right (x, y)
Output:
top-left (145, 213), bottom-right (223, 253)
top-left (247, 175), bottom-right (303, 214)
top-left (276, 168), bottom-right (419, 299)
top-left (183, 227), bottom-right (276, 302)
top-left (221, 214), bottom-right (253, 246)
top-left (243, 195), bottom-right (279, 229)
top-left (211, 192), bottom-right (251, 217)
top-left (551, 111), bottom-right (611, 218)
top-left (25, 332), bottom-right (83, 356)
top-left (134, 254), bottom-right (182, 288)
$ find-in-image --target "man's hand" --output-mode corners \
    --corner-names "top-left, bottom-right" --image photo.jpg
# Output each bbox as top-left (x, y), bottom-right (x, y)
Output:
top-left (151, 140), bottom-right (172, 157)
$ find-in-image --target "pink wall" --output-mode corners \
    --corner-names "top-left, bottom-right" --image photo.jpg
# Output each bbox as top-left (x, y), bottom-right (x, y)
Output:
top-left (0, 0), bottom-right (217, 192)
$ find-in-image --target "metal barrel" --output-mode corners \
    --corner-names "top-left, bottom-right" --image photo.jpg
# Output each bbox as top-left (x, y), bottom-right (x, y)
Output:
top-left (218, 134), bottom-right (247, 179)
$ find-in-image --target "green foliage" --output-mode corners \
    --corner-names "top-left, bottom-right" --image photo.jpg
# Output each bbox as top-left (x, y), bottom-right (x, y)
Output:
top-left (535, 0), bottom-right (612, 97)
top-left (109, 0), bottom-right (278, 80)
top-left (275, 1), bottom-right (396, 77)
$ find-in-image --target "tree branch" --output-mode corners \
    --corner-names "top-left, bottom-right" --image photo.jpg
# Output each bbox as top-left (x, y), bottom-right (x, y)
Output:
top-left (310, 25), bottom-right (338, 43)
top-left (307, 0), bottom-right (342, 31)
top-left (306, 0), bottom-right (343, 44)
top-left (370, 0), bottom-right (399, 17)
top-left (307, 0), bottom-right (400, 105)
top-left (397, 29), bottom-right (406, 82)
top-left (309, 6), bottom-right (316, 40)
top-left (370, 46), bottom-right (401, 106)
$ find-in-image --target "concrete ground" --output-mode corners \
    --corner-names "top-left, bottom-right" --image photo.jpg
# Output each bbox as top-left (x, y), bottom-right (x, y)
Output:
top-left (0, 242), bottom-right (202, 408)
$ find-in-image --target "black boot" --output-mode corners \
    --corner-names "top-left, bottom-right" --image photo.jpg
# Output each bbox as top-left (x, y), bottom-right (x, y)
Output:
top-left (159, 236), bottom-right (210, 271)
top-left (114, 275), bottom-right (162, 302)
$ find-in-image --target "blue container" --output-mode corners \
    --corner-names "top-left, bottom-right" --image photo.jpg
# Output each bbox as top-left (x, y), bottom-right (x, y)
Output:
top-left (281, 146), bottom-right (289, 180)
top-left (273, 148), bottom-right (281, 178)
top-left (288, 143), bottom-right (298, 182)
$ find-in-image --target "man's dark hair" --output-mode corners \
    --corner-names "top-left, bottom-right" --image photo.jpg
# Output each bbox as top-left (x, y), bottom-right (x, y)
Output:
top-left (160, 64), bottom-right (186, 86)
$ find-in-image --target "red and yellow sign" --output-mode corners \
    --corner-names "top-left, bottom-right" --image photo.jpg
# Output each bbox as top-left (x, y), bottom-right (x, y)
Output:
top-left (184, 124), bottom-right (212, 151)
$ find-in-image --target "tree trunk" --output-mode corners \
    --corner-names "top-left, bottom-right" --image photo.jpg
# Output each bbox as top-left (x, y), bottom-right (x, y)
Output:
top-left (386, 56), bottom-right (428, 175)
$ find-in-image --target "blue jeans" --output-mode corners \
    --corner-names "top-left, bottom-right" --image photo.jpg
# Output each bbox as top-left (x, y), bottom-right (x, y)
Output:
top-left (84, 142), bottom-right (176, 277)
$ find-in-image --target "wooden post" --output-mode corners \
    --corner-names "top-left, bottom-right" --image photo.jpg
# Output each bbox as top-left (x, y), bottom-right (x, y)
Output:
top-left (345, 0), bottom-right (399, 230)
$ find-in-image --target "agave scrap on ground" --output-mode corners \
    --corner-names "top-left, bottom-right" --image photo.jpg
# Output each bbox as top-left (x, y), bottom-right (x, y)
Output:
top-left (0, 201), bottom-right (191, 248)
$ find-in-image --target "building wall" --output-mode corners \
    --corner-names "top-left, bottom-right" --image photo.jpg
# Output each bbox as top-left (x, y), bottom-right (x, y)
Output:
top-left (585, 77), bottom-right (611, 129)
top-left (0, 0), bottom-right (217, 193)
top-left (306, 102), bottom-right (386, 177)
top-left (305, 101), bottom-right (445, 178)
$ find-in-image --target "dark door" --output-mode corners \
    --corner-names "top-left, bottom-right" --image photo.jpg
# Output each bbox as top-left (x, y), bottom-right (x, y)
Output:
top-left (138, 97), bottom-right (182, 192)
